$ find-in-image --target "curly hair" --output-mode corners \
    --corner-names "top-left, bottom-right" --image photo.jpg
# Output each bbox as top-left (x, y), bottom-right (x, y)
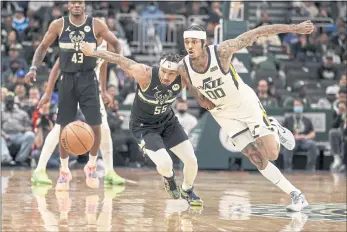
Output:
top-left (159, 52), bottom-right (183, 64)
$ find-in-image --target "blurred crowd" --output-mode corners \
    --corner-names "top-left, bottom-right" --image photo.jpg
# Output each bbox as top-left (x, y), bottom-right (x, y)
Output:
top-left (1, 1), bottom-right (346, 172)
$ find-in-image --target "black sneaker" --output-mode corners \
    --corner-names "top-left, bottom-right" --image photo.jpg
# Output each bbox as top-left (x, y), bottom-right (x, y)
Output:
top-left (181, 187), bottom-right (203, 206)
top-left (163, 171), bottom-right (180, 199)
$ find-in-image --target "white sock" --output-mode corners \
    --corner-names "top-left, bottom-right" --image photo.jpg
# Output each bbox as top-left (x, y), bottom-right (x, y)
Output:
top-left (146, 149), bottom-right (173, 178)
top-left (35, 124), bottom-right (60, 171)
top-left (60, 157), bottom-right (69, 172)
top-left (100, 122), bottom-right (113, 173)
top-left (259, 162), bottom-right (299, 195)
top-left (89, 154), bottom-right (98, 166)
top-left (170, 140), bottom-right (198, 191)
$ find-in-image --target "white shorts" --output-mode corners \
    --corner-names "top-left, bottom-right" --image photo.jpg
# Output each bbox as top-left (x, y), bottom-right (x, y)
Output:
top-left (210, 85), bottom-right (276, 151)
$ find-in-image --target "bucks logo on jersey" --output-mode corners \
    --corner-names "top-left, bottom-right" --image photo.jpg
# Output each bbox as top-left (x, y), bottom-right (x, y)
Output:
top-left (154, 88), bottom-right (173, 105)
top-left (69, 31), bottom-right (85, 51)
top-left (197, 77), bottom-right (226, 100)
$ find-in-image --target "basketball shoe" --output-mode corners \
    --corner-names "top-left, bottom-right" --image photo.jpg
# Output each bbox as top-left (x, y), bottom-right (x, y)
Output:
top-left (163, 171), bottom-right (181, 199)
top-left (286, 191), bottom-right (309, 212)
top-left (104, 171), bottom-right (125, 186)
top-left (31, 169), bottom-right (52, 185)
top-left (84, 163), bottom-right (99, 188)
top-left (181, 187), bottom-right (203, 206)
top-left (55, 169), bottom-right (72, 191)
top-left (268, 117), bottom-right (296, 150)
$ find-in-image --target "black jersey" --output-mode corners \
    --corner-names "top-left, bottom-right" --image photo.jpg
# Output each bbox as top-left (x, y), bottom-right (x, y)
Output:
top-left (131, 66), bottom-right (183, 123)
top-left (58, 16), bottom-right (97, 73)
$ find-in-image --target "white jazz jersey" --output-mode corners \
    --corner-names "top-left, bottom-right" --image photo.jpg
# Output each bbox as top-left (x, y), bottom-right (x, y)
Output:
top-left (184, 45), bottom-right (276, 151)
top-left (94, 39), bottom-right (107, 79)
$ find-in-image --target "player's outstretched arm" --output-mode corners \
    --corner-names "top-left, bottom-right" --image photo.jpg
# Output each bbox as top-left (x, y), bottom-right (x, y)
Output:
top-left (80, 43), bottom-right (151, 88)
top-left (25, 19), bottom-right (62, 85)
top-left (217, 20), bottom-right (314, 59)
top-left (178, 63), bottom-right (215, 110)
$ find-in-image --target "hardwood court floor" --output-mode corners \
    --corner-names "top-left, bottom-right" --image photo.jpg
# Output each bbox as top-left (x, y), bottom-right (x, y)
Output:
top-left (1, 169), bottom-right (346, 231)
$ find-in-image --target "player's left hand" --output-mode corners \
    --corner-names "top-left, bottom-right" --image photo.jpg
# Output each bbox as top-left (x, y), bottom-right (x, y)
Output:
top-left (101, 91), bottom-right (114, 108)
top-left (80, 42), bottom-right (95, 57)
top-left (295, 20), bottom-right (315, 34)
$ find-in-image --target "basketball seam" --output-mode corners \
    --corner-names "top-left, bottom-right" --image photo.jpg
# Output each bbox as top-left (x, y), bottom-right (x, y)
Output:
top-left (68, 125), bottom-right (89, 152)
top-left (72, 124), bottom-right (95, 142)
top-left (64, 126), bottom-right (75, 154)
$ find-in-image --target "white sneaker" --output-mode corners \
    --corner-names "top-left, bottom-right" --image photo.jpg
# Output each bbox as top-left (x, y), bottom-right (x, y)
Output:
top-left (330, 155), bottom-right (342, 172)
top-left (286, 191), bottom-right (309, 212)
top-left (268, 117), bottom-right (296, 150)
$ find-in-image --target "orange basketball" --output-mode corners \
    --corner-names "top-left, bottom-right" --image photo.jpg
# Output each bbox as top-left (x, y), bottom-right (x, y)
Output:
top-left (60, 121), bottom-right (95, 155)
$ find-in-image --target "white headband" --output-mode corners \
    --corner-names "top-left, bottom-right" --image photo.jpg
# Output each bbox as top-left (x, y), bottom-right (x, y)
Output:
top-left (183, 31), bottom-right (207, 40)
top-left (160, 59), bottom-right (179, 71)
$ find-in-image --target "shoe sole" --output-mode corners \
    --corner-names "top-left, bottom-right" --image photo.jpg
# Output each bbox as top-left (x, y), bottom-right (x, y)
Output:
top-left (31, 177), bottom-right (52, 186)
top-left (189, 200), bottom-right (204, 207)
top-left (286, 201), bottom-right (309, 212)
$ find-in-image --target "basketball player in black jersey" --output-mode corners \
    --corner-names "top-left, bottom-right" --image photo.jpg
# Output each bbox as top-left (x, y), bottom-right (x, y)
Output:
top-left (24, 0), bottom-right (122, 191)
top-left (81, 43), bottom-right (213, 206)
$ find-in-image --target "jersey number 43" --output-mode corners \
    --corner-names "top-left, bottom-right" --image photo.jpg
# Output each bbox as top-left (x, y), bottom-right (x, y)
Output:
top-left (72, 53), bottom-right (84, 63)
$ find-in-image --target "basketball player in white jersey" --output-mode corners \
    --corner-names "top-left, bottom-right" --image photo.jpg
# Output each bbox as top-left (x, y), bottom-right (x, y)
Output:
top-left (178, 21), bottom-right (315, 212)
top-left (31, 34), bottom-right (125, 187)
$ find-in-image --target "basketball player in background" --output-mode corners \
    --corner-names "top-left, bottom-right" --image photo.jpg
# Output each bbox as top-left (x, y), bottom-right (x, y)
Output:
top-left (25, 0), bottom-right (122, 191)
top-left (179, 21), bottom-right (314, 211)
top-left (31, 38), bottom-right (125, 186)
top-left (81, 43), bottom-right (214, 206)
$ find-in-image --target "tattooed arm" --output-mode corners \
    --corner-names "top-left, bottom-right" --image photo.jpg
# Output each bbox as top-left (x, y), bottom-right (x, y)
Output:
top-left (25, 19), bottom-right (62, 85)
top-left (178, 63), bottom-right (215, 110)
top-left (80, 43), bottom-right (151, 89)
top-left (217, 20), bottom-right (314, 60)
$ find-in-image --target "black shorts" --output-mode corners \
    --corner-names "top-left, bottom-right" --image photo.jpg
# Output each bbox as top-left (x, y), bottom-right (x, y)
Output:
top-left (129, 112), bottom-right (188, 152)
top-left (56, 71), bottom-right (101, 126)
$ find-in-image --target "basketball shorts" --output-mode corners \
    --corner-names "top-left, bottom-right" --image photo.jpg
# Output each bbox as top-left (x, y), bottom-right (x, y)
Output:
top-left (210, 85), bottom-right (276, 151)
top-left (56, 71), bottom-right (101, 126)
top-left (129, 111), bottom-right (188, 152)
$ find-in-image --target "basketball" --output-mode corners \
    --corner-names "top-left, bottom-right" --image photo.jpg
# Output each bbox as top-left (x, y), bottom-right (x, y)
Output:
top-left (60, 121), bottom-right (95, 155)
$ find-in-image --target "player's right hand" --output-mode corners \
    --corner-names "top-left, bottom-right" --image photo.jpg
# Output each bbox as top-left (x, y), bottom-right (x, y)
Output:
top-left (24, 70), bottom-right (37, 86)
top-left (80, 42), bottom-right (94, 57)
top-left (37, 92), bottom-right (51, 109)
top-left (295, 20), bottom-right (315, 34)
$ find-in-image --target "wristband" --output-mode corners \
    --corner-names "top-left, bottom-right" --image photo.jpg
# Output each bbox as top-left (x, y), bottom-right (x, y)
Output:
top-left (29, 66), bottom-right (37, 71)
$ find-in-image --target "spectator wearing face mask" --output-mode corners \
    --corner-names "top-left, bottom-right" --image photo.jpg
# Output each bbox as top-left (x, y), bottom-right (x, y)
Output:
top-left (1, 93), bottom-right (35, 166)
top-left (282, 99), bottom-right (317, 173)
top-left (12, 8), bottom-right (29, 33)
top-left (175, 98), bottom-right (198, 135)
top-left (333, 88), bottom-right (347, 115)
top-left (316, 86), bottom-right (338, 110)
top-left (322, 44), bottom-right (341, 64)
top-left (141, 1), bottom-right (166, 43)
top-left (329, 101), bottom-right (347, 172)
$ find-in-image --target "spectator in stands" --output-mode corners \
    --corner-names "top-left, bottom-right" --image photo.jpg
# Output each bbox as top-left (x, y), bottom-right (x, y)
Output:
top-left (267, 77), bottom-right (282, 105)
top-left (316, 86), bottom-right (338, 110)
top-left (22, 86), bottom-right (41, 120)
top-left (331, 26), bottom-right (346, 60)
top-left (22, 17), bottom-right (40, 42)
top-left (1, 87), bottom-right (8, 111)
top-left (292, 35), bottom-right (318, 60)
top-left (323, 44), bottom-right (341, 64)
top-left (141, 1), bottom-right (166, 42)
top-left (302, 2), bottom-right (319, 17)
top-left (1, 133), bottom-right (16, 166)
top-left (107, 84), bottom-right (118, 101)
top-left (186, 1), bottom-right (208, 16)
top-left (13, 84), bottom-right (28, 108)
top-left (175, 98), bottom-right (198, 135)
top-left (206, 1), bottom-right (222, 39)
top-left (330, 101), bottom-right (346, 172)
top-left (12, 8), bottom-right (28, 34)
top-left (254, 12), bottom-right (272, 28)
top-left (284, 81), bottom-right (312, 109)
top-left (333, 87), bottom-right (347, 115)
top-left (2, 44), bottom-right (28, 84)
top-left (256, 79), bottom-right (278, 108)
top-left (318, 56), bottom-right (339, 80)
top-left (32, 102), bottom-right (59, 168)
top-left (282, 99), bottom-right (317, 172)
top-left (2, 94), bottom-right (35, 166)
